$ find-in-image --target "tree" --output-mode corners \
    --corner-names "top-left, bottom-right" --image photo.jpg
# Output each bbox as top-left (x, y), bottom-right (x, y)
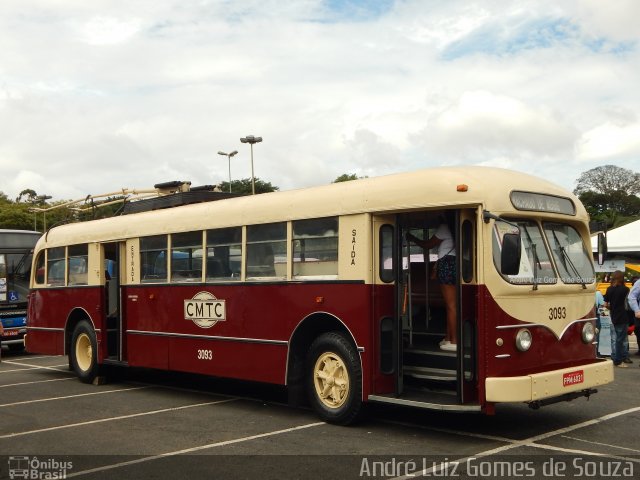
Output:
top-left (573, 165), bottom-right (640, 196)
top-left (217, 177), bottom-right (279, 195)
top-left (574, 165), bottom-right (640, 229)
top-left (332, 173), bottom-right (367, 183)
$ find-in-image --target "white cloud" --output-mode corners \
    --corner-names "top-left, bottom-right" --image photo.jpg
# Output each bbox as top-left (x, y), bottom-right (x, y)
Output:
top-left (0, 0), bottom-right (638, 201)
top-left (577, 122), bottom-right (640, 161)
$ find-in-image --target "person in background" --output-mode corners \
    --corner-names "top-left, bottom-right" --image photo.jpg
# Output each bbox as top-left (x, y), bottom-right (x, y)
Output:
top-left (627, 276), bottom-right (640, 361)
top-left (595, 290), bottom-right (605, 357)
top-left (604, 270), bottom-right (631, 368)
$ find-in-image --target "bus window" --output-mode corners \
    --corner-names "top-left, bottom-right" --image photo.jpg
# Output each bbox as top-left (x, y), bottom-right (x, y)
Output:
top-left (492, 220), bottom-right (556, 285)
top-left (68, 244), bottom-right (88, 286)
top-left (47, 247), bottom-right (66, 286)
top-left (543, 222), bottom-right (595, 284)
top-left (379, 224), bottom-right (394, 283)
top-left (293, 217), bottom-right (338, 278)
top-left (461, 220), bottom-right (473, 283)
top-left (34, 251), bottom-right (45, 285)
top-left (206, 227), bottom-right (241, 281)
top-left (171, 231), bottom-right (203, 282)
top-left (141, 235), bottom-right (168, 283)
top-left (246, 222), bottom-right (286, 279)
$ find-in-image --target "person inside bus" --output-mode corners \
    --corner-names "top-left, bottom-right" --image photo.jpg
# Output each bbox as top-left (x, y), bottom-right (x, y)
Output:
top-left (407, 217), bottom-right (457, 352)
top-left (603, 270), bottom-right (630, 368)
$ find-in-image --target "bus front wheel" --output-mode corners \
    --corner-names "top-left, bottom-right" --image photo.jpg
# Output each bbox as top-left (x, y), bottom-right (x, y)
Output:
top-left (70, 321), bottom-right (99, 383)
top-left (306, 332), bottom-right (362, 425)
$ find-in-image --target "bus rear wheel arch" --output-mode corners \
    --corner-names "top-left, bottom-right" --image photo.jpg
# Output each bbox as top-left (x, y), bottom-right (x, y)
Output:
top-left (70, 320), bottom-right (99, 383)
top-left (306, 331), bottom-right (362, 425)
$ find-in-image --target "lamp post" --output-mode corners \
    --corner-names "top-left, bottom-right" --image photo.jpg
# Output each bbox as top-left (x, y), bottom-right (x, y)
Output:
top-left (217, 150), bottom-right (238, 193)
top-left (239, 135), bottom-right (262, 195)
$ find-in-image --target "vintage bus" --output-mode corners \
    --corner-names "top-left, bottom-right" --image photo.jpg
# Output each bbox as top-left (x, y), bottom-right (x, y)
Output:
top-left (1, 229), bottom-right (40, 350)
top-left (26, 167), bottom-right (613, 424)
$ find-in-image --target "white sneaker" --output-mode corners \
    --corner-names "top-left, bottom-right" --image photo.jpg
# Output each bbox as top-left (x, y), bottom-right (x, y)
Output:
top-left (439, 339), bottom-right (450, 346)
top-left (440, 343), bottom-right (457, 352)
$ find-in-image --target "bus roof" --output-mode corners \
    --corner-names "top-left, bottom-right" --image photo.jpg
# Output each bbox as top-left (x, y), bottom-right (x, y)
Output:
top-left (37, 166), bottom-right (587, 249)
top-left (0, 230), bottom-right (41, 250)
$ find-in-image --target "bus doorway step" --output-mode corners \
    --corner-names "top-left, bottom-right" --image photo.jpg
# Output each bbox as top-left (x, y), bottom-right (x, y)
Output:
top-left (368, 390), bottom-right (480, 412)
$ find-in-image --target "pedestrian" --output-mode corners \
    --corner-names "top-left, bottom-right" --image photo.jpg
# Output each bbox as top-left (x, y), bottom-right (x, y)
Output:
top-left (604, 270), bottom-right (631, 368)
top-left (595, 290), bottom-right (605, 357)
top-left (626, 276), bottom-right (640, 361)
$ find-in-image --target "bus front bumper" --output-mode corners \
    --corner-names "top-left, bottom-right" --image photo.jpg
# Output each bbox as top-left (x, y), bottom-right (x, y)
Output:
top-left (485, 360), bottom-right (614, 403)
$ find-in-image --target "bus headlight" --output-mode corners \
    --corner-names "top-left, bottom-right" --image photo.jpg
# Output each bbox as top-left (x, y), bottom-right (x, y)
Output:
top-left (515, 329), bottom-right (532, 352)
top-left (582, 322), bottom-right (595, 344)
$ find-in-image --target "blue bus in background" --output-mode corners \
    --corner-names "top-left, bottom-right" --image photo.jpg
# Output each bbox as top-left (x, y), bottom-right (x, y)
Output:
top-left (0, 230), bottom-right (40, 351)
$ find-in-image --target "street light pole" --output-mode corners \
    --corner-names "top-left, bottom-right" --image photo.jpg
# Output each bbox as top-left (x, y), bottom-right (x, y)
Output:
top-left (217, 150), bottom-right (238, 193)
top-left (239, 135), bottom-right (262, 195)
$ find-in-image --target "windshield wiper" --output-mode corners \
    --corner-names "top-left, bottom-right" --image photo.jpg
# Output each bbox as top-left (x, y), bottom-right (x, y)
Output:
top-left (521, 226), bottom-right (540, 291)
top-left (551, 230), bottom-right (586, 289)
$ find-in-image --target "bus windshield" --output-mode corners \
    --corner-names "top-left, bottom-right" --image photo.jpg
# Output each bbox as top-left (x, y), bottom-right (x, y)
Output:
top-left (492, 219), bottom-right (594, 286)
top-left (543, 222), bottom-right (595, 284)
top-left (0, 251), bottom-right (33, 303)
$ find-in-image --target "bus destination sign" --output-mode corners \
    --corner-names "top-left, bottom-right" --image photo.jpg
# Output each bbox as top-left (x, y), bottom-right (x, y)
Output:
top-left (184, 291), bottom-right (226, 328)
top-left (510, 191), bottom-right (575, 215)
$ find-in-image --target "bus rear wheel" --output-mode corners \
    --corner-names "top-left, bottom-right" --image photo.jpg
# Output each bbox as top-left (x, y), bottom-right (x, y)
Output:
top-left (306, 332), bottom-right (362, 425)
top-left (70, 321), bottom-right (99, 383)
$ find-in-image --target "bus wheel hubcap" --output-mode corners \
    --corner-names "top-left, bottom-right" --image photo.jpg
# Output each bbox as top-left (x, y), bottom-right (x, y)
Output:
top-left (313, 352), bottom-right (349, 409)
top-left (76, 333), bottom-right (93, 372)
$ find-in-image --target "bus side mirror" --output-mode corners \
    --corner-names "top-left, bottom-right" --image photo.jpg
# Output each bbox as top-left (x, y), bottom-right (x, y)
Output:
top-left (501, 231), bottom-right (521, 275)
top-left (597, 232), bottom-right (607, 266)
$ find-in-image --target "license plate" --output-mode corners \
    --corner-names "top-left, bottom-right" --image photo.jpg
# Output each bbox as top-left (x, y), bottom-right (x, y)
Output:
top-left (4, 329), bottom-right (19, 337)
top-left (562, 370), bottom-right (584, 387)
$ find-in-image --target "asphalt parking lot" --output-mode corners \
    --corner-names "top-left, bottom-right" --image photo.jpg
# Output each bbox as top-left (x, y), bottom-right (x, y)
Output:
top-left (1, 346), bottom-right (639, 480)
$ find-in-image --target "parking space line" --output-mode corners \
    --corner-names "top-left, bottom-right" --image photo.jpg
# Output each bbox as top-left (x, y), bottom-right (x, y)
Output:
top-left (67, 422), bottom-right (325, 477)
top-left (0, 386), bottom-right (149, 408)
top-left (560, 435), bottom-right (640, 454)
top-left (527, 440), bottom-right (640, 462)
top-left (391, 404), bottom-right (640, 479)
top-left (0, 398), bottom-right (237, 439)
top-left (0, 377), bottom-right (76, 388)
top-left (2, 360), bottom-right (70, 372)
top-left (379, 419), bottom-right (518, 444)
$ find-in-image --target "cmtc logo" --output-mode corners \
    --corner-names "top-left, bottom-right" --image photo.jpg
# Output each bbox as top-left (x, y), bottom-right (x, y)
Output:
top-left (184, 291), bottom-right (226, 328)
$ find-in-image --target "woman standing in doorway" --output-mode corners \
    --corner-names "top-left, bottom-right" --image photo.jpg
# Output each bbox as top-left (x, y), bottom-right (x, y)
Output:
top-left (407, 218), bottom-right (457, 352)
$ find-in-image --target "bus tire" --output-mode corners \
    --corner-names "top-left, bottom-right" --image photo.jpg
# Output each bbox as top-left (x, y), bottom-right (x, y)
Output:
top-left (306, 332), bottom-right (362, 425)
top-left (70, 321), bottom-right (99, 383)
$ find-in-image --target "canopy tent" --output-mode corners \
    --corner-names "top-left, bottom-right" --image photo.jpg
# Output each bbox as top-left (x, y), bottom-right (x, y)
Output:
top-left (591, 219), bottom-right (640, 254)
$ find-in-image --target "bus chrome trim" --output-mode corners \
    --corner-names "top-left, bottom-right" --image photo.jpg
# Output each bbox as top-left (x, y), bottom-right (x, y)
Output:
top-left (26, 327), bottom-right (65, 332)
top-left (126, 329), bottom-right (288, 345)
top-left (495, 354), bottom-right (511, 359)
top-left (485, 359), bottom-right (613, 403)
top-left (368, 395), bottom-right (481, 412)
top-left (495, 317), bottom-right (596, 340)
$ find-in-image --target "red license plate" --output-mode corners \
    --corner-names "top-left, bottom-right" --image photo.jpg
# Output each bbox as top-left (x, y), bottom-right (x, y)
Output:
top-left (562, 370), bottom-right (584, 387)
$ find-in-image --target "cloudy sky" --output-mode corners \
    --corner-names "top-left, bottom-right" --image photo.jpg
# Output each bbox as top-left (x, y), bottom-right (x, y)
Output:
top-left (1, 0), bottom-right (639, 201)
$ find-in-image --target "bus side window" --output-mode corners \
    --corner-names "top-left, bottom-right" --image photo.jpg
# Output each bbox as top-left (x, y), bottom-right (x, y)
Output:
top-left (246, 223), bottom-right (286, 279)
top-left (206, 227), bottom-right (242, 281)
top-left (68, 244), bottom-right (88, 286)
top-left (140, 235), bottom-right (168, 283)
top-left (34, 251), bottom-right (45, 285)
top-left (47, 247), bottom-right (66, 286)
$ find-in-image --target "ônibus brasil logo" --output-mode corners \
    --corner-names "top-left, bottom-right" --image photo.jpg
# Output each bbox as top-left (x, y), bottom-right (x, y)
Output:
top-left (184, 291), bottom-right (226, 328)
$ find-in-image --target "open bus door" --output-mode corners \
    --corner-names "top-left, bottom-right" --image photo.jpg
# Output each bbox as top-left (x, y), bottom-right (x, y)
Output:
top-left (371, 209), bottom-right (481, 412)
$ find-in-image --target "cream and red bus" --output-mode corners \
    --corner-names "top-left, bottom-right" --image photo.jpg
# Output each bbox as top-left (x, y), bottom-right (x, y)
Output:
top-left (26, 166), bottom-right (613, 424)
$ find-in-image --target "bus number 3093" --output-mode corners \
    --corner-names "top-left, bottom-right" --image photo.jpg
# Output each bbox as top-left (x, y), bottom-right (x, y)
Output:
top-left (197, 349), bottom-right (213, 360)
top-left (549, 307), bottom-right (567, 320)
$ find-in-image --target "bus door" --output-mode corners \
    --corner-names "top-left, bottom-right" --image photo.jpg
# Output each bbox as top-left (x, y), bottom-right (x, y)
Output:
top-left (103, 242), bottom-right (125, 361)
top-left (396, 210), bottom-right (460, 399)
top-left (458, 209), bottom-right (478, 404)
